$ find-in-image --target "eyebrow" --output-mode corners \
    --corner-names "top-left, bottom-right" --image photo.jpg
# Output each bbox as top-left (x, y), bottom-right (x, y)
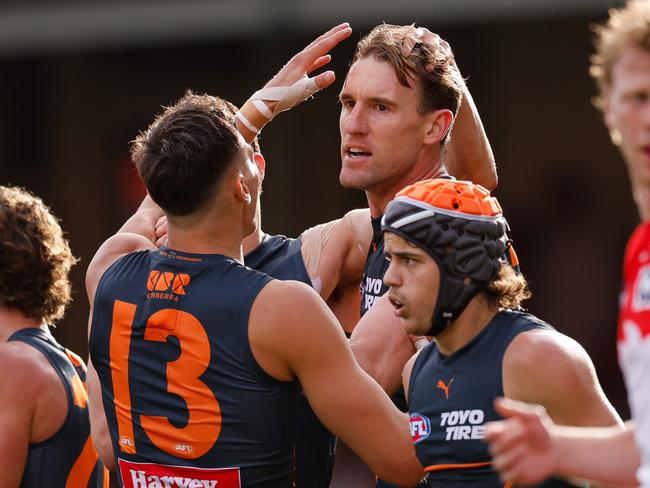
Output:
top-left (386, 249), bottom-right (422, 259)
top-left (338, 92), bottom-right (398, 108)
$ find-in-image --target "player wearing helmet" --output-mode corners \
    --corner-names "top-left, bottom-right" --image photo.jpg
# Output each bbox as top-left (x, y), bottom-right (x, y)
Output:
top-left (381, 179), bottom-right (621, 487)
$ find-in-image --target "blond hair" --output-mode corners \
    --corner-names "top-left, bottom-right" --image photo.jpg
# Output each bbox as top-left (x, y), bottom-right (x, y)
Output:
top-left (590, 0), bottom-right (650, 105)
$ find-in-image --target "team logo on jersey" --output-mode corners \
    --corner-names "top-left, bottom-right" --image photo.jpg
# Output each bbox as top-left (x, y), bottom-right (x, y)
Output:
top-left (436, 378), bottom-right (454, 399)
top-left (440, 409), bottom-right (486, 441)
top-left (633, 265), bottom-right (650, 312)
top-left (146, 271), bottom-right (191, 301)
top-left (118, 459), bottom-right (241, 488)
top-left (409, 413), bottom-right (431, 443)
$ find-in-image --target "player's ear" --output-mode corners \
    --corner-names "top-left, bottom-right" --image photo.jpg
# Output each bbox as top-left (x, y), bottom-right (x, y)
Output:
top-left (235, 172), bottom-right (252, 205)
top-left (254, 153), bottom-right (266, 180)
top-left (423, 109), bottom-right (453, 145)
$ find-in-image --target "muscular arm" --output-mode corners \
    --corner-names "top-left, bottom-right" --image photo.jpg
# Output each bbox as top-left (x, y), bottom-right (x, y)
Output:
top-left (350, 294), bottom-right (417, 395)
top-left (85, 195), bottom-right (163, 471)
top-left (0, 346), bottom-right (34, 488)
top-left (87, 358), bottom-right (115, 471)
top-left (301, 211), bottom-right (418, 392)
top-left (301, 208), bottom-right (370, 302)
top-left (503, 329), bottom-right (622, 427)
top-left (486, 399), bottom-right (639, 487)
top-left (249, 281), bottom-right (424, 486)
top-left (300, 209), bottom-right (370, 333)
top-left (411, 28), bottom-right (496, 189)
top-left (444, 82), bottom-right (497, 190)
top-left (86, 194), bottom-right (162, 303)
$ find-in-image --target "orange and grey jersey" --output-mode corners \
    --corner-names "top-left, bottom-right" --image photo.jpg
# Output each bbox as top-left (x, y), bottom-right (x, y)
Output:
top-left (407, 311), bottom-right (570, 487)
top-left (8, 328), bottom-right (107, 488)
top-left (89, 247), bottom-right (298, 488)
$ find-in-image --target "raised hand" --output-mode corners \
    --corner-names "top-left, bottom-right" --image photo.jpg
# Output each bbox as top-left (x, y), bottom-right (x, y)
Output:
top-left (236, 23), bottom-right (352, 141)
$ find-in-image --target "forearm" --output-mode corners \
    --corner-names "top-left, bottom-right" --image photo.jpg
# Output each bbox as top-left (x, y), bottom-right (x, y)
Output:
top-left (553, 423), bottom-right (639, 486)
top-left (87, 363), bottom-right (116, 470)
top-left (445, 85), bottom-right (497, 190)
top-left (117, 194), bottom-right (163, 244)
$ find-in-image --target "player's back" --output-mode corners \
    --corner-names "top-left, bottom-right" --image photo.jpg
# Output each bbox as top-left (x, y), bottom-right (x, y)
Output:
top-left (89, 246), bottom-right (298, 488)
top-left (8, 328), bottom-right (107, 488)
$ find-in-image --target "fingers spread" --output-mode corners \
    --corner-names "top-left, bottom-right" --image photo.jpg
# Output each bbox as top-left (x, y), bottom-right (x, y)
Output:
top-left (307, 55), bottom-right (331, 75)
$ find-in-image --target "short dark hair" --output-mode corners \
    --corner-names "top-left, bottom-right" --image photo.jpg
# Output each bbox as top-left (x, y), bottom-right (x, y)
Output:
top-left (132, 91), bottom-right (245, 215)
top-left (352, 24), bottom-right (463, 145)
top-left (0, 186), bottom-right (78, 324)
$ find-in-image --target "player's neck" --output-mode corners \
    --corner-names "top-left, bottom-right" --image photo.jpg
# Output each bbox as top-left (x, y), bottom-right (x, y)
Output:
top-left (243, 229), bottom-right (265, 256)
top-left (165, 207), bottom-right (246, 262)
top-left (0, 307), bottom-right (44, 342)
top-left (367, 164), bottom-right (446, 218)
top-left (433, 294), bottom-right (497, 356)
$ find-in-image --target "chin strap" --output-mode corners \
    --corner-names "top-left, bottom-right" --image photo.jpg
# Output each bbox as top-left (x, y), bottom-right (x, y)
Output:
top-left (235, 77), bottom-right (320, 139)
top-left (427, 259), bottom-right (483, 337)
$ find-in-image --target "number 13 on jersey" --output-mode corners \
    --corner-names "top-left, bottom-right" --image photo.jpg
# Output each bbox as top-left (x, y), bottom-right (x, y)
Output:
top-left (110, 300), bottom-right (221, 459)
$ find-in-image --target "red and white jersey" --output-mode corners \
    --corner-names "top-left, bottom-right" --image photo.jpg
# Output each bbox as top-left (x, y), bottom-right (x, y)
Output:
top-left (618, 222), bottom-right (650, 487)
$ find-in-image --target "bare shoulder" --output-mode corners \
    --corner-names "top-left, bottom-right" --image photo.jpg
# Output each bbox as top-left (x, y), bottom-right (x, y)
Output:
top-left (86, 232), bottom-right (155, 304)
top-left (249, 278), bottom-right (346, 381)
top-left (503, 327), bottom-right (619, 426)
top-left (0, 341), bottom-right (53, 400)
top-left (507, 327), bottom-right (596, 376)
top-left (505, 328), bottom-right (590, 372)
top-left (504, 328), bottom-right (594, 398)
top-left (344, 208), bottom-right (372, 248)
top-left (251, 279), bottom-right (332, 335)
top-left (256, 279), bottom-right (322, 309)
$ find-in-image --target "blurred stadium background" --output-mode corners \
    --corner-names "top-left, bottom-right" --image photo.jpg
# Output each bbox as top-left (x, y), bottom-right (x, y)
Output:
top-left (0, 0), bottom-right (632, 416)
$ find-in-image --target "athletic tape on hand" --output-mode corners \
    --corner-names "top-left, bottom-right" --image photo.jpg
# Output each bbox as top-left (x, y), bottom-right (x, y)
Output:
top-left (251, 77), bottom-right (320, 118)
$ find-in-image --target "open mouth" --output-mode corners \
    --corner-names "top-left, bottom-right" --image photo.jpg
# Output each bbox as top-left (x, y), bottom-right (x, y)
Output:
top-left (345, 146), bottom-right (372, 159)
top-left (388, 294), bottom-right (405, 314)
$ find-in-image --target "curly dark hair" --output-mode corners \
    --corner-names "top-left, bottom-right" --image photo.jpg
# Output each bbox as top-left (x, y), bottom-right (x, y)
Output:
top-left (0, 186), bottom-right (78, 324)
top-left (131, 91), bottom-right (245, 216)
top-left (352, 24), bottom-right (464, 145)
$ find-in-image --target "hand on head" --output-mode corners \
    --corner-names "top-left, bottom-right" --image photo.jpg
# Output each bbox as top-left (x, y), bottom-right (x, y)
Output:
top-left (401, 26), bottom-right (454, 72)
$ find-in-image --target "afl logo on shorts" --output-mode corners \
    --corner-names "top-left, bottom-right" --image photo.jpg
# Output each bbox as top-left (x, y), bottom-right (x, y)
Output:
top-left (409, 413), bottom-right (431, 443)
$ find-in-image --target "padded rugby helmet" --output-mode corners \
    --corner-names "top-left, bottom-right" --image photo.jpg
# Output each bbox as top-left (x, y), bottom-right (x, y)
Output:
top-left (382, 179), bottom-right (508, 336)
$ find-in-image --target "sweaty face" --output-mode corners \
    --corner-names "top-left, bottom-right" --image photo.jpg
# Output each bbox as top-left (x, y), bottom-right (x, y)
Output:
top-left (339, 57), bottom-right (431, 194)
top-left (604, 45), bottom-right (650, 188)
top-left (383, 232), bottom-right (440, 336)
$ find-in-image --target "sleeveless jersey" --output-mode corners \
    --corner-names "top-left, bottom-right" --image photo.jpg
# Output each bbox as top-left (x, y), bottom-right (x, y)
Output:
top-left (245, 234), bottom-right (336, 488)
top-left (360, 217), bottom-right (389, 317)
top-left (89, 247), bottom-right (298, 488)
top-left (408, 310), bottom-right (573, 487)
top-left (618, 222), bottom-right (650, 487)
top-left (8, 328), bottom-right (107, 488)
